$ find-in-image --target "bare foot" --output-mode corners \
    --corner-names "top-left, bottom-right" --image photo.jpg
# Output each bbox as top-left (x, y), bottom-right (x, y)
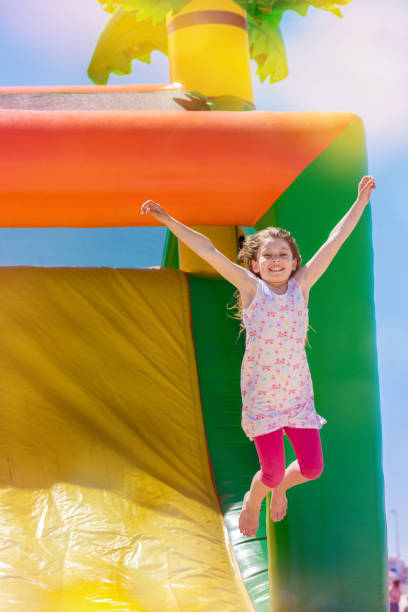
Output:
top-left (239, 492), bottom-right (261, 538)
top-left (270, 487), bottom-right (288, 522)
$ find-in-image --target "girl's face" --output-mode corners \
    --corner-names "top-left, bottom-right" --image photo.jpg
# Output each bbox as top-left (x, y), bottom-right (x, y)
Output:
top-left (251, 238), bottom-right (297, 283)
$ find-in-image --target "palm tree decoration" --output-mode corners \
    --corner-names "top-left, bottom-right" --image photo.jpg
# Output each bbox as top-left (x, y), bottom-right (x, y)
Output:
top-left (88, 0), bottom-right (352, 106)
top-left (88, 0), bottom-right (351, 86)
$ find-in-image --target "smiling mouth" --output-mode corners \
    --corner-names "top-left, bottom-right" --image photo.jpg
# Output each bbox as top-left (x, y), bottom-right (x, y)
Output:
top-left (269, 268), bottom-right (284, 272)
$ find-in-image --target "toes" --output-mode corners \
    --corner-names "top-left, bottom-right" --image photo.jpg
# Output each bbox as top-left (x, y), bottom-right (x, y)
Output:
top-left (240, 523), bottom-right (256, 538)
top-left (270, 496), bottom-right (288, 522)
top-left (276, 499), bottom-right (288, 521)
top-left (270, 504), bottom-right (281, 522)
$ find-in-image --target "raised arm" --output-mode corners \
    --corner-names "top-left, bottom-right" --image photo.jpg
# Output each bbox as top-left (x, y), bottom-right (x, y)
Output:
top-left (301, 175), bottom-right (376, 292)
top-left (140, 200), bottom-right (257, 295)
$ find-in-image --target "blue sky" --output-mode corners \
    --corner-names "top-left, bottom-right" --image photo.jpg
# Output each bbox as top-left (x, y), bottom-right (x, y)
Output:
top-left (1, 0), bottom-right (407, 560)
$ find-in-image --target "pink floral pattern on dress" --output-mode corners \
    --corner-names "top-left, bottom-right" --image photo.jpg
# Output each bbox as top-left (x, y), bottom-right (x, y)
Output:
top-left (241, 277), bottom-right (327, 440)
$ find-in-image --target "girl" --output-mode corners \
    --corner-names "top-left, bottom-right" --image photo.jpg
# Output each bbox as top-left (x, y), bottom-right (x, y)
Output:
top-left (140, 175), bottom-right (376, 538)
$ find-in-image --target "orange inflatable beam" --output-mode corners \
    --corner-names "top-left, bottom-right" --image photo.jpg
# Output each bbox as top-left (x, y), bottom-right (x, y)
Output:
top-left (0, 87), bottom-right (357, 227)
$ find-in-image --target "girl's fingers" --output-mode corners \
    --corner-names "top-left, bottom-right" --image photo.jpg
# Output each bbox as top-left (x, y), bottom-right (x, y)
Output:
top-left (141, 201), bottom-right (156, 214)
top-left (360, 177), bottom-right (375, 192)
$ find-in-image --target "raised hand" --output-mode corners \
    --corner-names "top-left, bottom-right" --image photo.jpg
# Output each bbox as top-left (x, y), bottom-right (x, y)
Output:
top-left (140, 200), bottom-right (171, 224)
top-left (357, 175), bottom-right (376, 207)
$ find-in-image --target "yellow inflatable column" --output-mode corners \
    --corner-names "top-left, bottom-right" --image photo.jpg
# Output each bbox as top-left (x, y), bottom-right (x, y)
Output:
top-left (166, 0), bottom-right (254, 105)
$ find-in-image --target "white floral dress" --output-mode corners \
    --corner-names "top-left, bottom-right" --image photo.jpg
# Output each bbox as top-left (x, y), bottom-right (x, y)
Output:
top-left (241, 277), bottom-right (327, 440)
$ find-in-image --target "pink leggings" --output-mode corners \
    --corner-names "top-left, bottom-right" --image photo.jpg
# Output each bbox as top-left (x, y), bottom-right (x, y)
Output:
top-left (253, 427), bottom-right (324, 488)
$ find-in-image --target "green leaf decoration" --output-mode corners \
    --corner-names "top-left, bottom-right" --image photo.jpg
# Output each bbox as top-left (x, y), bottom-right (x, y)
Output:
top-left (205, 94), bottom-right (254, 111)
top-left (205, 95), bottom-right (254, 111)
top-left (307, 0), bottom-right (351, 16)
top-left (89, 0), bottom-right (352, 85)
top-left (173, 92), bottom-right (211, 111)
top-left (172, 92), bottom-right (254, 111)
top-left (249, 21), bottom-right (288, 84)
top-left (96, 0), bottom-right (190, 21)
top-left (88, 7), bottom-right (168, 85)
top-left (244, 0), bottom-right (351, 28)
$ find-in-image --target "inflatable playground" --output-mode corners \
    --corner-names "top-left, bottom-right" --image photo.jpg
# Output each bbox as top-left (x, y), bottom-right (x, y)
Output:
top-left (0, 1), bottom-right (388, 610)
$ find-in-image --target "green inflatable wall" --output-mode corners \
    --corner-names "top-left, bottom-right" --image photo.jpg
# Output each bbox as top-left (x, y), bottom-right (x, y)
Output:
top-left (256, 118), bottom-right (387, 610)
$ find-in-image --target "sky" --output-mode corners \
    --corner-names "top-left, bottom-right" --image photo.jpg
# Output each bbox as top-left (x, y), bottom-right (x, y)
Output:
top-left (1, 0), bottom-right (407, 560)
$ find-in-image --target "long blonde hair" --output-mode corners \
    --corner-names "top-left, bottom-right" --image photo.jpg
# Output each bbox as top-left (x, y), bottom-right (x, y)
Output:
top-left (227, 227), bottom-right (302, 338)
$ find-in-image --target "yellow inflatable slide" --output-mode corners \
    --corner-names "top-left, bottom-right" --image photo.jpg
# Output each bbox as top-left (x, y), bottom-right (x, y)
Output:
top-left (0, 267), bottom-right (252, 612)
